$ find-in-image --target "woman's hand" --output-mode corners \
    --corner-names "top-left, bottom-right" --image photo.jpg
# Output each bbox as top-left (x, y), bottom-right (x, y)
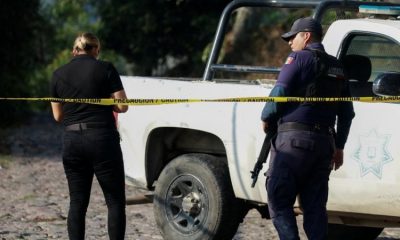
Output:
top-left (111, 90), bottom-right (128, 113)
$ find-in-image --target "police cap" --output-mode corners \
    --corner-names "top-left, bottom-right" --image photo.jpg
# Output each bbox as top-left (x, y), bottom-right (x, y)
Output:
top-left (281, 17), bottom-right (323, 42)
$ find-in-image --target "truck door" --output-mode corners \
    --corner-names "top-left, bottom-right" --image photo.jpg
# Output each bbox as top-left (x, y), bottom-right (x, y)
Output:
top-left (328, 32), bottom-right (400, 217)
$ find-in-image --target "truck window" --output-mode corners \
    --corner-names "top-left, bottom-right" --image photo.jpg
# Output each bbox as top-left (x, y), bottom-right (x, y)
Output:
top-left (343, 34), bottom-right (400, 97)
top-left (345, 34), bottom-right (400, 81)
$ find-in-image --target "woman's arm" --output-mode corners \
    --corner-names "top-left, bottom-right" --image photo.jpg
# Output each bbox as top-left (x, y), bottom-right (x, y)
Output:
top-left (111, 89), bottom-right (128, 113)
top-left (51, 102), bottom-right (64, 122)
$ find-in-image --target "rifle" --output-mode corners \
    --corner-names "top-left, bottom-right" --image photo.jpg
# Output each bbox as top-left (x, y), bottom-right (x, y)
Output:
top-left (250, 124), bottom-right (277, 188)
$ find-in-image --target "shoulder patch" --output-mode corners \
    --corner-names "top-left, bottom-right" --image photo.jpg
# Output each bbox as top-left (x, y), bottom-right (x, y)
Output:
top-left (285, 56), bottom-right (294, 65)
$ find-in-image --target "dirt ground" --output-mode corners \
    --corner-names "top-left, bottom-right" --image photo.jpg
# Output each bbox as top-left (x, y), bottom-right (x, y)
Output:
top-left (0, 113), bottom-right (399, 240)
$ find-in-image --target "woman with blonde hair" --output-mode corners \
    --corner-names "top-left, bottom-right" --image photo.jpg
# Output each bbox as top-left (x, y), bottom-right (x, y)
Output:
top-left (50, 32), bottom-right (128, 240)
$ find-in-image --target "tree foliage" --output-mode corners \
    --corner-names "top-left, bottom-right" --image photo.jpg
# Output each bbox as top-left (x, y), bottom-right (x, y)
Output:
top-left (97, 0), bottom-right (230, 77)
top-left (32, 0), bottom-right (101, 98)
top-left (29, 0), bottom-right (130, 111)
top-left (2, 0), bottom-right (393, 129)
top-left (0, 0), bottom-right (46, 126)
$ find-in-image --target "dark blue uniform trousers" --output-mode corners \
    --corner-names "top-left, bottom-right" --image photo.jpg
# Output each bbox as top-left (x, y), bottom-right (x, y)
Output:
top-left (63, 128), bottom-right (126, 240)
top-left (266, 129), bottom-right (335, 240)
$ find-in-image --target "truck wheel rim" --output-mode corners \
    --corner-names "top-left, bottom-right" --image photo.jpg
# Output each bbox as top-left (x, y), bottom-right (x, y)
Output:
top-left (165, 174), bottom-right (209, 234)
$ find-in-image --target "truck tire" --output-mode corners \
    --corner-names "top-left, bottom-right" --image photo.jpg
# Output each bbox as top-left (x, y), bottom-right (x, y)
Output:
top-left (327, 223), bottom-right (383, 240)
top-left (153, 153), bottom-right (243, 240)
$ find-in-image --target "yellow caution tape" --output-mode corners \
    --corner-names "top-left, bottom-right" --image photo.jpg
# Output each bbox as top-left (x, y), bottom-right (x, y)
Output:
top-left (1, 96), bottom-right (400, 105)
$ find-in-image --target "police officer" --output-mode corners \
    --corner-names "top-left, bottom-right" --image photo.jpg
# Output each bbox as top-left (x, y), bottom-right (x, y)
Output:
top-left (50, 32), bottom-right (128, 240)
top-left (261, 17), bottom-right (354, 240)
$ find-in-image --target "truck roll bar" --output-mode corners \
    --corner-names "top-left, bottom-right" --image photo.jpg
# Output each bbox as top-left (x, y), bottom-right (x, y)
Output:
top-left (202, 0), bottom-right (400, 81)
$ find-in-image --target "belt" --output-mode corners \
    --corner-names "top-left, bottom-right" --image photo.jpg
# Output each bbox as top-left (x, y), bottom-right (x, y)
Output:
top-left (278, 122), bottom-right (334, 135)
top-left (65, 122), bottom-right (114, 131)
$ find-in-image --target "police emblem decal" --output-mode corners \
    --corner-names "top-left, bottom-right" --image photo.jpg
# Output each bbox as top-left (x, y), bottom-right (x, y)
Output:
top-left (352, 129), bottom-right (393, 179)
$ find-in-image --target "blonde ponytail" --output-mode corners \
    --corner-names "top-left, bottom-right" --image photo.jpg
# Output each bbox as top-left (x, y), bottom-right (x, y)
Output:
top-left (73, 32), bottom-right (100, 53)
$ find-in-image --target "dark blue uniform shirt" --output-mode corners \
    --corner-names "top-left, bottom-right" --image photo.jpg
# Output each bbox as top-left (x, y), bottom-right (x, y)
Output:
top-left (261, 42), bottom-right (355, 148)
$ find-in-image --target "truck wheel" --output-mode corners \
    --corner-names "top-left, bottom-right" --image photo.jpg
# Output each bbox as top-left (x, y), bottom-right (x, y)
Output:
top-left (153, 153), bottom-right (242, 240)
top-left (327, 223), bottom-right (383, 240)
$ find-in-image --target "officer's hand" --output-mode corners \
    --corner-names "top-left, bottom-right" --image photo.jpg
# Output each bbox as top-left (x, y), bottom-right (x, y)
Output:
top-left (331, 149), bottom-right (344, 170)
top-left (262, 121), bottom-right (268, 133)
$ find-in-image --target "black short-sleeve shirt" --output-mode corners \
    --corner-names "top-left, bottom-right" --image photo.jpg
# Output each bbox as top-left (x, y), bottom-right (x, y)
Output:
top-left (50, 54), bottom-right (124, 126)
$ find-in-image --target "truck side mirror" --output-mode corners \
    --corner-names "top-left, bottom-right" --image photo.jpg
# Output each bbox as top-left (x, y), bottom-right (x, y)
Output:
top-left (372, 72), bottom-right (400, 96)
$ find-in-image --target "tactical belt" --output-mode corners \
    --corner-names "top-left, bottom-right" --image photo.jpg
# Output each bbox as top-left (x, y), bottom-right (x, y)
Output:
top-left (278, 122), bottom-right (334, 135)
top-left (65, 122), bottom-right (115, 131)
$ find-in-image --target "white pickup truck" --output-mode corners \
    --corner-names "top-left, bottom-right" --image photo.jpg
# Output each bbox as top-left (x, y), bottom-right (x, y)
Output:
top-left (118, 1), bottom-right (400, 239)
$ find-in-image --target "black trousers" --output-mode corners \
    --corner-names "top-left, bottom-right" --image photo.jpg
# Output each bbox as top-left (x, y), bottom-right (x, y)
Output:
top-left (63, 128), bottom-right (126, 240)
top-left (266, 129), bottom-right (335, 240)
